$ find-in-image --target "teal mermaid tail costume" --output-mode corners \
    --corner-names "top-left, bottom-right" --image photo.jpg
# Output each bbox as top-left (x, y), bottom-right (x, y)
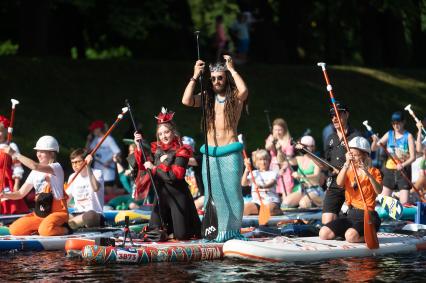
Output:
top-left (200, 142), bottom-right (246, 242)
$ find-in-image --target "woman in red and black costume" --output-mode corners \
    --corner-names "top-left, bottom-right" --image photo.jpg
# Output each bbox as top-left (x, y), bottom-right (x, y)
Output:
top-left (134, 107), bottom-right (201, 240)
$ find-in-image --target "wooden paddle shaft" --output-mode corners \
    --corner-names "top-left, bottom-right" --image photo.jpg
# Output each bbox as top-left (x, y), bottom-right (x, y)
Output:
top-left (68, 109), bottom-right (127, 187)
top-left (318, 62), bottom-right (378, 249)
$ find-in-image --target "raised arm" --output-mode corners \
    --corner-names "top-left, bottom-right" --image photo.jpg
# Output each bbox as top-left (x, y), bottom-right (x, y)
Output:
top-left (241, 158), bottom-right (251, 186)
top-left (371, 132), bottom-right (388, 152)
top-left (224, 55), bottom-right (248, 101)
top-left (182, 60), bottom-right (204, 107)
top-left (3, 145), bottom-right (54, 175)
top-left (85, 155), bottom-right (101, 192)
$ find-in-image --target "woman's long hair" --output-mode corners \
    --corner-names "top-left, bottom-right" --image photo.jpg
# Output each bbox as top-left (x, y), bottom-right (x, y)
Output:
top-left (273, 118), bottom-right (291, 145)
top-left (156, 122), bottom-right (182, 146)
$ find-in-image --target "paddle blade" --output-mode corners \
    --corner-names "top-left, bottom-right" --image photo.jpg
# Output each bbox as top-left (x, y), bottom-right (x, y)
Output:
top-left (364, 210), bottom-right (379, 249)
top-left (258, 203), bottom-right (271, 226)
top-left (201, 198), bottom-right (218, 240)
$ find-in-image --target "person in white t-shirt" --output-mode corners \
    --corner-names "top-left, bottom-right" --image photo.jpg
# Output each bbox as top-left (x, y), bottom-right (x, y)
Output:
top-left (66, 148), bottom-right (104, 229)
top-left (0, 135), bottom-right (69, 236)
top-left (86, 120), bottom-right (121, 195)
top-left (241, 149), bottom-right (282, 216)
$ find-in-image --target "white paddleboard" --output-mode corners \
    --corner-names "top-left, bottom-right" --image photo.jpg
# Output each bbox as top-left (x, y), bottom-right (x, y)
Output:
top-left (223, 232), bottom-right (426, 262)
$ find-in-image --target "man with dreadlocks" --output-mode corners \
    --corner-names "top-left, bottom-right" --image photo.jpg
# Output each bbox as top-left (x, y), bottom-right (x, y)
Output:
top-left (182, 55), bottom-right (248, 242)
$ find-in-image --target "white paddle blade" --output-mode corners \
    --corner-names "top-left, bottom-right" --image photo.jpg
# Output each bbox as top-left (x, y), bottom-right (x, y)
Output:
top-left (317, 62), bottom-right (326, 70)
top-left (404, 104), bottom-right (412, 111)
top-left (10, 99), bottom-right (19, 108)
top-left (237, 134), bottom-right (244, 144)
top-left (362, 120), bottom-right (372, 132)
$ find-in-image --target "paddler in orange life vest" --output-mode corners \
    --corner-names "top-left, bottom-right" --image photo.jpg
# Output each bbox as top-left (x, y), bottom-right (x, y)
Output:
top-left (0, 136), bottom-right (70, 236)
top-left (319, 137), bottom-right (382, 243)
top-left (0, 115), bottom-right (28, 214)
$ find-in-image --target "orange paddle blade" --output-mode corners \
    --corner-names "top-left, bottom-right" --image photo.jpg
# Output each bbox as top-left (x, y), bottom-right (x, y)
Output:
top-left (258, 203), bottom-right (271, 226)
top-left (364, 210), bottom-right (379, 249)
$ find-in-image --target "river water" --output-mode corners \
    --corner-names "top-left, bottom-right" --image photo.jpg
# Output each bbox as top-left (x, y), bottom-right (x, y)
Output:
top-left (0, 249), bottom-right (425, 282)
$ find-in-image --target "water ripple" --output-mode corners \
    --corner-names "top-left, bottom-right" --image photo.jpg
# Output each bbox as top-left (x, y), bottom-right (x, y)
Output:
top-left (0, 250), bottom-right (425, 282)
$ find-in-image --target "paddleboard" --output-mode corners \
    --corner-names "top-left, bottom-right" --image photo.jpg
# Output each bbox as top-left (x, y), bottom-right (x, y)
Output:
top-left (81, 240), bottom-right (224, 264)
top-left (223, 232), bottom-right (426, 262)
top-left (402, 223), bottom-right (426, 232)
top-left (241, 211), bottom-right (322, 227)
top-left (0, 229), bottom-right (121, 251)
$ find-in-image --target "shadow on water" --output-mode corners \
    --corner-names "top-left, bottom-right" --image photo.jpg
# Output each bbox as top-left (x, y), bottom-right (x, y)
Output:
top-left (0, 250), bottom-right (426, 282)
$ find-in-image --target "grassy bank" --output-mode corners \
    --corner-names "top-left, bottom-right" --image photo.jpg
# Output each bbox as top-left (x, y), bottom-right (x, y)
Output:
top-left (1, 57), bottom-right (425, 173)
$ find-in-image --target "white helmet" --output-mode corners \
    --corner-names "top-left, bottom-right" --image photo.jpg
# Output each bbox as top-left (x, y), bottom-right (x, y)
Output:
top-left (300, 135), bottom-right (315, 147)
top-left (348, 136), bottom-right (370, 154)
top-left (33, 135), bottom-right (60, 152)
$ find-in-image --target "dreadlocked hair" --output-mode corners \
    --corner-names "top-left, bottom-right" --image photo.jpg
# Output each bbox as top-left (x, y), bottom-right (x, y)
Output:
top-left (204, 70), bottom-right (238, 132)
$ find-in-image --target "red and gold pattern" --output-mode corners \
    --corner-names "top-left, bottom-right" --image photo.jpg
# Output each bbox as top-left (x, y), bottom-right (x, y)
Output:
top-left (81, 241), bottom-right (224, 264)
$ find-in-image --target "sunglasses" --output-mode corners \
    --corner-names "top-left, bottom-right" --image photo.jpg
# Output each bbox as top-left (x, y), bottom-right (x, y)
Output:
top-left (71, 159), bottom-right (84, 165)
top-left (210, 76), bottom-right (224, 83)
top-left (329, 110), bottom-right (346, 119)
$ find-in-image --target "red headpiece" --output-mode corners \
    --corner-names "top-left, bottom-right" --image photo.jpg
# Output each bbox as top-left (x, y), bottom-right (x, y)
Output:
top-left (88, 120), bottom-right (105, 131)
top-left (0, 115), bottom-right (10, 128)
top-left (155, 107), bottom-right (175, 124)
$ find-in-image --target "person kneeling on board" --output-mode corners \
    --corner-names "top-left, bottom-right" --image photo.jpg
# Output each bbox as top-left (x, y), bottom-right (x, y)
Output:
top-left (0, 136), bottom-right (69, 236)
top-left (319, 137), bottom-right (382, 243)
top-left (66, 148), bottom-right (105, 230)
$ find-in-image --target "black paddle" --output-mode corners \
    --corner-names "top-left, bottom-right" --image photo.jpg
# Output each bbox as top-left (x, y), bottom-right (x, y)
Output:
top-left (124, 99), bottom-right (167, 237)
top-left (195, 31), bottom-right (218, 240)
top-left (292, 141), bottom-right (340, 172)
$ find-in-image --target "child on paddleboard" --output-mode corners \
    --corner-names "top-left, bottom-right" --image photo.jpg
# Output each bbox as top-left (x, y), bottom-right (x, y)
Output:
top-left (241, 149), bottom-right (282, 216)
top-left (66, 148), bottom-right (105, 229)
top-left (319, 136), bottom-right (382, 243)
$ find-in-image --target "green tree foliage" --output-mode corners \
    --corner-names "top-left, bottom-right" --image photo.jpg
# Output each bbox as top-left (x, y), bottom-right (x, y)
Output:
top-left (0, 0), bottom-right (424, 66)
top-left (188, 0), bottom-right (239, 35)
top-left (0, 40), bottom-right (18, 56)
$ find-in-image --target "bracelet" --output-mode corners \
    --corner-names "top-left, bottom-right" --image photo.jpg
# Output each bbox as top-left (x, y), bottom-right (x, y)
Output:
top-left (343, 163), bottom-right (350, 169)
top-left (189, 77), bottom-right (197, 83)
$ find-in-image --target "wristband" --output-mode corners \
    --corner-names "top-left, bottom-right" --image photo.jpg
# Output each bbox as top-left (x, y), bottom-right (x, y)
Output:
top-left (189, 77), bottom-right (197, 83)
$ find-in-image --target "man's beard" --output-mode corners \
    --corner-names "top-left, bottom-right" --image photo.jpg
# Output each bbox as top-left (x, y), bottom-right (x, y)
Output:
top-left (213, 84), bottom-right (226, 94)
